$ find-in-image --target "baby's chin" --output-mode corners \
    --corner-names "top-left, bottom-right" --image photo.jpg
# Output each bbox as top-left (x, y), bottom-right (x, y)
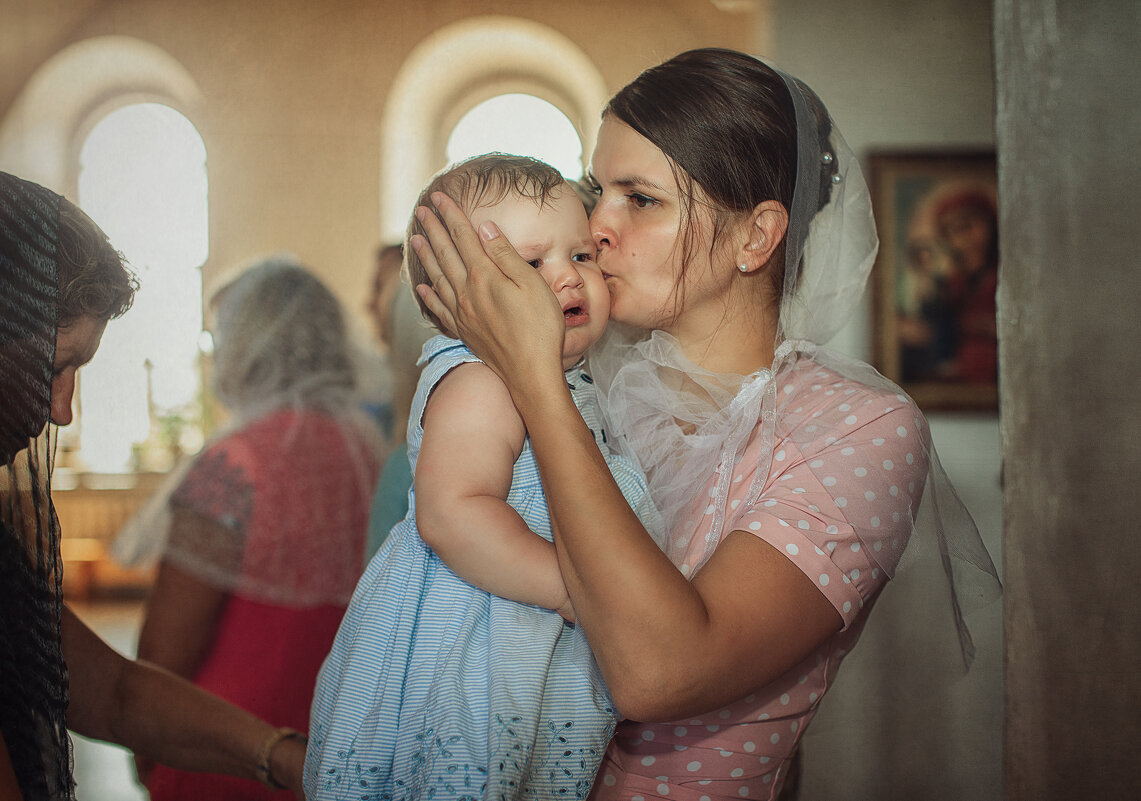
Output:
top-left (561, 337), bottom-right (596, 370)
top-left (561, 322), bottom-right (604, 369)
top-left (561, 350), bottom-right (588, 370)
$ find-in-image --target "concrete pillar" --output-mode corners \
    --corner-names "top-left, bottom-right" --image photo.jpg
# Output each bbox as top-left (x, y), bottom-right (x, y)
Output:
top-left (995, 0), bottom-right (1141, 796)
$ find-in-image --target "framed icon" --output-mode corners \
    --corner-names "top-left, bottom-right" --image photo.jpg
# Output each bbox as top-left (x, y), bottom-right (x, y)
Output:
top-left (869, 150), bottom-right (999, 410)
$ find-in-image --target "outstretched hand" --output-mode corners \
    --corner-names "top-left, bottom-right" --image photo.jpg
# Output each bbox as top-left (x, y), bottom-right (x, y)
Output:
top-left (412, 192), bottom-right (566, 391)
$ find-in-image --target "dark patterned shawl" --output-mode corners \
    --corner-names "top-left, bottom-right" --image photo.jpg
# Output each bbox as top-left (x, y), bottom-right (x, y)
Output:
top-left (0, 171), bottom-right (75, 800)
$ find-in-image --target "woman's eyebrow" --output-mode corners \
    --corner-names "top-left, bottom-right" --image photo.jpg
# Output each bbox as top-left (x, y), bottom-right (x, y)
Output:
top-left (587, 167), bottom-right (667, 193)
top-left (611, 175), bottom-right (670, 194)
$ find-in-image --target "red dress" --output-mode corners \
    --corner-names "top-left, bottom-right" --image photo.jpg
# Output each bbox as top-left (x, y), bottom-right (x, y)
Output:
top-left (145, 409), bottom-right (379, 801)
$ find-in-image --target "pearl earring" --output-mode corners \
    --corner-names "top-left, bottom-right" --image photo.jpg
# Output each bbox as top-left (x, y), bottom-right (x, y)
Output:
top-left (737, 264), bottom-right (749, 273)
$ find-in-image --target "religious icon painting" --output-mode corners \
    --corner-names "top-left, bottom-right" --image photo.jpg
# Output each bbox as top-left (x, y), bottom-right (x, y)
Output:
top-left (869, 150), bottom-right (999, 411)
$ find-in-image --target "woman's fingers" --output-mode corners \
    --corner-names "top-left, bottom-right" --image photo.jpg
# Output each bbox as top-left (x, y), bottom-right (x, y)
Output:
top-left (431, 192), bottom-right (539, 288)
top-left (413, 191), bottom-right (563, 379)
top-left (430, 191), bottom-right (494, 267)
top-left (418, 194), bottom-right (491, 287)
top-left (409, 234), bottom-right (460, 334)
top-left (414, 282), bottom-right (458, 336)
top-left (409, 231), bottom-right (455, 304)
top-left (414, 207), bottom-right (464, 296)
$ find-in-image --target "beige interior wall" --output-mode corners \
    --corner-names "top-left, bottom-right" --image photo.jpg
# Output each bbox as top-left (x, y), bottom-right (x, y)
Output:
top-left (0, 0), bottom-right (756, 322)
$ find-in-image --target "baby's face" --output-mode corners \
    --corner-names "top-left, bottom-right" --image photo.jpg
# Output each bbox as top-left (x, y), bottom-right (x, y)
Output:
top-left (469, 187), bottom-right (609, 369)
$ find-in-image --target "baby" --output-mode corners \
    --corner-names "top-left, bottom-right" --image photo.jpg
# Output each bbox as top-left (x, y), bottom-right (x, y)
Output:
top-left (305, 154), bottom-right (660, 800)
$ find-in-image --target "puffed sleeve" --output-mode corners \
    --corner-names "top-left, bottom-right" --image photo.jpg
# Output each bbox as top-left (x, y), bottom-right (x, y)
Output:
top-left (728, 377), bottom-right (929, 629)
top-left (166, 436), bottom-right (254, 574)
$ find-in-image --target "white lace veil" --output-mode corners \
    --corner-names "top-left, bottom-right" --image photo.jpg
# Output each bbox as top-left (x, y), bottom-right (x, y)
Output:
top-left (590, 52), bottom-right (1000, 669)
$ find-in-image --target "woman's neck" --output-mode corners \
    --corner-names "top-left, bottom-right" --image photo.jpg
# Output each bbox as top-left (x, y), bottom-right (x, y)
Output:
top-left (667, 300), bottom-right (778, 377)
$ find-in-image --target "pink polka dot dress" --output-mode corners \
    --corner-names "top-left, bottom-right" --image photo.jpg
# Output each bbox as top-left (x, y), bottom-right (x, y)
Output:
top-left (589, 361), bottom-right (930, 801)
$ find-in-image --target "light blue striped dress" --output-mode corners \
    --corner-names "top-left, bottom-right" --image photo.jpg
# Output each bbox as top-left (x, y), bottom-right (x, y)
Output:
top-left (306, 336), bottom-right (658, 801)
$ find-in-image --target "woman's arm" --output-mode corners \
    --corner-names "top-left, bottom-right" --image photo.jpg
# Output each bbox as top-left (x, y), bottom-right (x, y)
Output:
top-left (133, 541), bottom-right (228, 783)
top-left (416, 361), bottom-right (572, 617)
top-left (63, 605), bottom-right (305, 795)
top-left (520, 388), bottom-right (841, 721)
top-left (414, 195), bottom-right (842, 721)
top-left (136, 511), bottom-right (230, 679)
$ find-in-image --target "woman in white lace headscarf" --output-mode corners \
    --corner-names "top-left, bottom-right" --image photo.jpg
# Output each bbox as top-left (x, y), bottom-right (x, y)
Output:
top-left (412, 48), bottom-right (1000, 801)
top-left (118, 256), bottom-right (383, 801)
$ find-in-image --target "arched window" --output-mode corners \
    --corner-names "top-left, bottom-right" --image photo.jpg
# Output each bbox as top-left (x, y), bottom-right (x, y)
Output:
top-left (0, 35), bottom-right (206, 475)
top-left (446, 93), bottom-right (584, 179)
top-left (379, 17), bottom-right (608, 242)
top-left (75, 103), bottom-right (208, 473)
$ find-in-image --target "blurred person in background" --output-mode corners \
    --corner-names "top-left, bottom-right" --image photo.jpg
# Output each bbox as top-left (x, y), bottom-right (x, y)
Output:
top-left (116, 256), bottom-right (383, 801)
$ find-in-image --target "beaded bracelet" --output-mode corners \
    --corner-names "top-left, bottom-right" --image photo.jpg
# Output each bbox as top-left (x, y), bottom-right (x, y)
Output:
top-left (255, 726), bottom-right (308, 790)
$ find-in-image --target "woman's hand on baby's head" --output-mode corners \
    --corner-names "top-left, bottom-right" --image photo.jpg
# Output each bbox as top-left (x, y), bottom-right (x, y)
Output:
top-left (414, 193), bottom-right (566, 389)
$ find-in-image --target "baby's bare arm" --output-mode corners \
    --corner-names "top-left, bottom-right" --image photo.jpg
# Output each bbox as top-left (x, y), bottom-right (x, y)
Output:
top-left (416, 362), bottom-right (571, 616)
